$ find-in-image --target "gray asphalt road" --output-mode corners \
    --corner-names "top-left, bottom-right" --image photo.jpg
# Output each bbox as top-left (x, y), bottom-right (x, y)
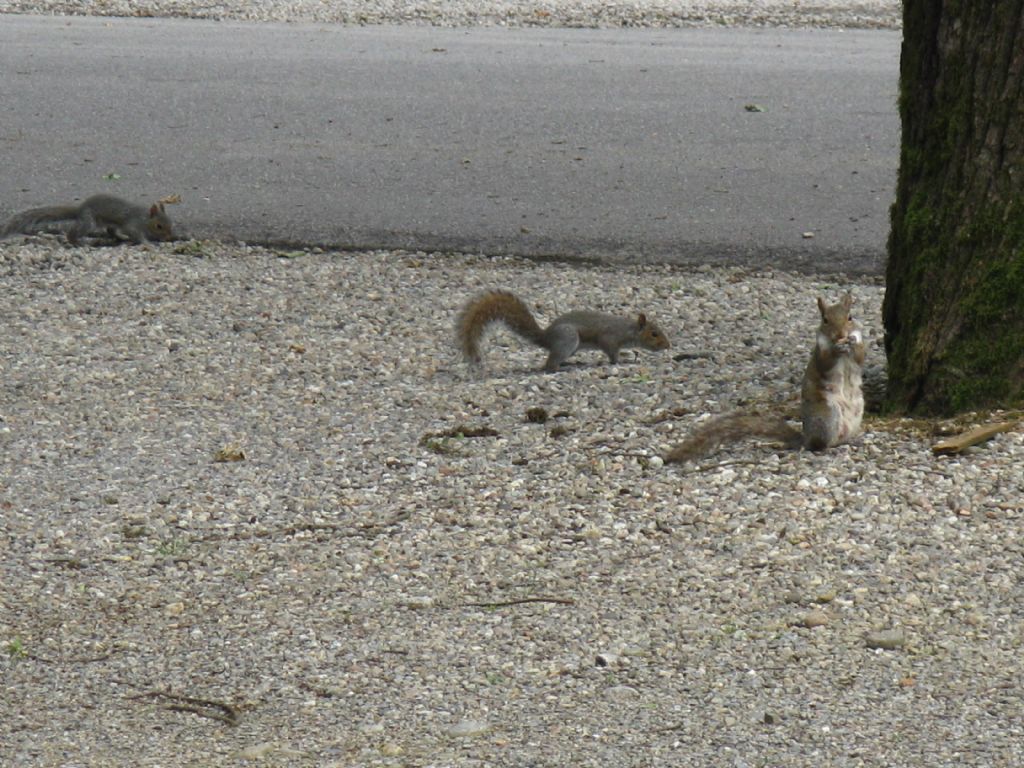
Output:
top-left (0, 15), bottom-right (900, 274)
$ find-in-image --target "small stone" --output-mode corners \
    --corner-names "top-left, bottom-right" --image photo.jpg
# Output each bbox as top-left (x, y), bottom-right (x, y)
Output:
top-left (122, 524), bottom-right (147, 539)
top-left (605, 685), bottom-right (640, 701)
top-left (865, 628), bottom-right (905, 650)
top-left (401, 595), bottom-right (434, 609)
top-left (948, 494), bottom-right (969, 511)
top-left (909, 494), bottom-right (931, 509)
top-left (802, 609), bottom-right (829, 628)
top-left (447, 719), bottom-right (489, 738)
top-left (236, 742), bottom-right (277, 760)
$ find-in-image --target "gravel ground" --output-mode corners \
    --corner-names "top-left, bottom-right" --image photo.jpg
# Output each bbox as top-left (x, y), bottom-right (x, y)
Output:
top-left (2, 3), bottom-right (1019, 768)
top-left (0, 0), bottom-right (901, 28)
top-left (1, 240), bottom-right (1022, 767)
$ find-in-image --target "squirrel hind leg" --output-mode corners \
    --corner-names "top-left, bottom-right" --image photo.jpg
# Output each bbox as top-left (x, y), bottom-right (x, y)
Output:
top-left (801, 409), bottom-right (840, 451)
top-left (804, 436), bottom-right (829, 451)
top-left (542, 325), bottom-right (580, 372)
top-left (67, 209), bottom-right (100, 245)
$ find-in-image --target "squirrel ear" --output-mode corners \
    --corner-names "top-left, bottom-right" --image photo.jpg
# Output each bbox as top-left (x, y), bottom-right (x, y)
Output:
top-left (149, 204), bottom-right (159, 217)
top-left (637, 313), bottom-right (647, 328)
top-left (842, 292), bottom-right (854, 308)
top-left (817, 297), bottom-right (828, 318)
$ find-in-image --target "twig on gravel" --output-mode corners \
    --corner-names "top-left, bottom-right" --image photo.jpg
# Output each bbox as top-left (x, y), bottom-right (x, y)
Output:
top-left (27, 651), bottom-right (112, 664)
top-left (652, 721), bottom-right (688, 733)
top-left (906, 465), bottom-right (958, 479)
top-left (421, 424), bottom-right (500, 442)
top-left (687, 457), bottom-right (782, 473)
top-left (645, 407), bottom-right (694, 424)
top-left (932, 421), bottom-right (1019, 455)
top-left (43, 556), bottom-right (87, 569)
top-left (198, 514), bottom-right (409, 542)
top-left (462, 596), bottom-right (575, 608)
top-left (129, 690), bottom-right (241, 726)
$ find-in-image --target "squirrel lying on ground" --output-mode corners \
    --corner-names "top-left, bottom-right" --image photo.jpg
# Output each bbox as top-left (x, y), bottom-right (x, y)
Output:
top-left (664, 293), bottom-right (865, 463)
top-left (457, 290), bottom-right (671, 372)
top-left (1, 194), bottom-right (173, 244)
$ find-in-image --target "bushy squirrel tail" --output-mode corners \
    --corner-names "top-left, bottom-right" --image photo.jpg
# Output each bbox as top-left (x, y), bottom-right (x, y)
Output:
top-left (664, 412), bottom-right (802, 464)
top-left (456, 291), bottom-right (546, 365)
top-left (1, 205), bottom-right (79, 238)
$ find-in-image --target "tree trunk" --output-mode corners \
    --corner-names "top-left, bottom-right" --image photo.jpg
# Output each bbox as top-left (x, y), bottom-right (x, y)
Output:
top-left (884, 0), bottom-right (1024, 414)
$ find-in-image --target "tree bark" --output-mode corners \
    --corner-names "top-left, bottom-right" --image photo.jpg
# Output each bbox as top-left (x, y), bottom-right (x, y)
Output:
top-left (884, 0), bottom-right (1024, 414)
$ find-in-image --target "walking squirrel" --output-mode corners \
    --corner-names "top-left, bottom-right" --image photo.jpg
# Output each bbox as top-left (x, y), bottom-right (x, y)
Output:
top-left (1, 194), bottom-right (173, 244)
top-left (457, 290), bottom-right (671, 372)
top-left (664, 293), bottom-right (865, 463)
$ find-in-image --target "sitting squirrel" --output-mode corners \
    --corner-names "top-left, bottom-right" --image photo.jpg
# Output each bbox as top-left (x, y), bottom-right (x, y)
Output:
top-left (665, 293), bottom-right (865, 463)
top-left (1, 194), bottom-right (173, 245)
top-left (457, 290), bottom-right (671, 372)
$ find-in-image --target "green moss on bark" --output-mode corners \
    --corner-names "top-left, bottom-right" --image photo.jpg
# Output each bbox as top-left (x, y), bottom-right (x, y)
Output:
top-left (930, 252), bottom-right (1024, 411)
top-left (884, 0), bottom-right (1024, 415)
top-left (888, 194), bottom-right (1024, 413)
